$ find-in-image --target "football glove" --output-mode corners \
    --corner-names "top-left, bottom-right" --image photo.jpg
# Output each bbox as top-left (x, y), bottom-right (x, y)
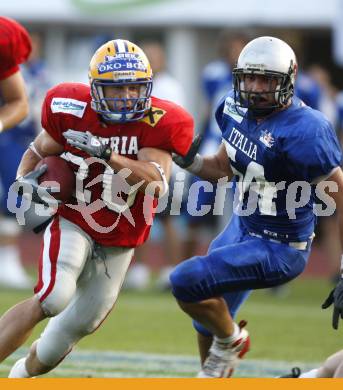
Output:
top-left (172, 134), bottom-right (202, 169)
top-left (322, 278), bottom-right (343, 329)
top-left (16, 165), bottom-right (60, 206)
top-left (63, 130), bottom-right (112, 161)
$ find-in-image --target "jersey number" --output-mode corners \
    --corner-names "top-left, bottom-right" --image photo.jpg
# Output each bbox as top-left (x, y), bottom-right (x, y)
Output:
top-left (224, 141), bottom-right (278, 216)
top-left (63, 152), bottom-right (138, 213)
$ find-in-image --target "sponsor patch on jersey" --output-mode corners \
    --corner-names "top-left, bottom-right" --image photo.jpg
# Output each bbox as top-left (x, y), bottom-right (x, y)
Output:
top-left (51, 98), bottom-right (87, 118)
top-left (259, 130), bottom-right (275, 148)
top-left (140, 107), bottom-right (167, 127)
top-left (223, 96), bottom-right (247, 123)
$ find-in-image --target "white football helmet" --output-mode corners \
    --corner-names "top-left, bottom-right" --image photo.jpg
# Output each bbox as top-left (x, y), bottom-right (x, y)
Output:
top-left (233, 36), bottom-right (297, 116)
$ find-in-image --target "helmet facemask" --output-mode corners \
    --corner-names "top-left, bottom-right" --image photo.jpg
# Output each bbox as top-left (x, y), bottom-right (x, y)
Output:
top-left (233, 68), bottom-right (294, 118)
top-left (91, 79), bottom-right (153, 123)
top-left (232, 37), bottom-right (297, 119)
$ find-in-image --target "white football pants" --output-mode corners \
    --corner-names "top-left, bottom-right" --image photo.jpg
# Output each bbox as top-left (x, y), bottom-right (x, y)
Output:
top-left (34, 216), bottom-right (134, 367)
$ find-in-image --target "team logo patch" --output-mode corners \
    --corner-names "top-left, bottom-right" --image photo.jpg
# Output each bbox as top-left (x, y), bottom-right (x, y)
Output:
top-left (140, 107), bottom-right (166, 127)
top-left (51, 98), bottom-right (87, 118)
top-left (223, 96), bottom-right (247, 124)
top-left (259, 130), bottom-right (275, 148)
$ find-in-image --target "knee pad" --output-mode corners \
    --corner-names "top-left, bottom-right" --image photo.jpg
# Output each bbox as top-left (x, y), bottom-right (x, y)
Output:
top-left (169, 257), bottom-right (208, 302)
top-left (39, 271), bottom-right (77, 317)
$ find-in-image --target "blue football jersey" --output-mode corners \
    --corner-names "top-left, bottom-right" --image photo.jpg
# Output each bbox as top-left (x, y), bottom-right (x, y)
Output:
top-left (215, 91), bottom-right (343, 242)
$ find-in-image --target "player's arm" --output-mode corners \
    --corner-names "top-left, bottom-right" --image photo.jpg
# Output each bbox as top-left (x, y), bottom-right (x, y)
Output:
top-left (174, 136), bottom-right (234, 182)
top-left (63, 129), bottom-right (172, 198)
top-left (16, 129), bottom-right (64, 178)
top-left (322, 168), bottom-right (343, 260)
top-left (321, 167), bottom-right (343, 329)
top-left (194, 143), bottom-right (234, 182)
top-left (108, 147), bottom-right (172, 198)
top-left (0, 71), bottom-right (29, 131)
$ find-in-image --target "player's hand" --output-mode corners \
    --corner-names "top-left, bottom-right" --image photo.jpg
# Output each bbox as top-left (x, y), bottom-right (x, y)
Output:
top-left (16, 165), bottom-right (60, 206)
top-left (63, 130), bottom-right (112, 161)
top-left (322, 279), bottom-right (343, 329)
top-left (172, 134), bottom-right (202, 169)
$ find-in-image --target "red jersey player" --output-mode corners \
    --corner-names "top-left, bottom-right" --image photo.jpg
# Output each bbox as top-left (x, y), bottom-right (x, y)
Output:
top-left (0, 39), bottom-right (194, 377)
top-left (0, 17), bottom-right (32, 290)
top-left (0, 16), bottom-right (32, 131)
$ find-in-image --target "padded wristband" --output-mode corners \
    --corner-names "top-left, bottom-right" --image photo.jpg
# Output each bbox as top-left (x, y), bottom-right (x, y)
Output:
top-left (187, 154), bottom-right (203, 174)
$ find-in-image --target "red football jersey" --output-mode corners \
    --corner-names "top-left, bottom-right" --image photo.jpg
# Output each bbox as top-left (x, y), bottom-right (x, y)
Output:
top-left (41, 82), bottom-right (194, 247)
top-left (0, 17), bottom-right (32, 80)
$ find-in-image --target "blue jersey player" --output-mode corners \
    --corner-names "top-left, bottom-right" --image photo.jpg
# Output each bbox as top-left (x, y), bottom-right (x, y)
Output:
top-left (171, 36), bottom-right (343, 378)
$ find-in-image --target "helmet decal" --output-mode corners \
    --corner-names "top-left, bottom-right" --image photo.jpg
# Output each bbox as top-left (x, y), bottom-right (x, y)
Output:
top-left (88, 39), bottom-right (153, 123)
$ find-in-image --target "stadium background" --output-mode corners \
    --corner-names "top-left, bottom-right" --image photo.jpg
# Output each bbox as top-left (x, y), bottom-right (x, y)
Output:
top-left (1, 0), bottom-right (343, 378)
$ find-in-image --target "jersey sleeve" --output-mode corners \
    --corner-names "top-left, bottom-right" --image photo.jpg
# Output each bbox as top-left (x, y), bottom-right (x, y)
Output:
top-left (151, 104), bottom-right (194, 156)
top-left (284, 119), bottom-right (343, 183)
top-left (214, 97), bottom-right (226, 132)
top-left (0, 17), bottom-right (32, 80)
top-left (41, 86), bottom-right (66, 146)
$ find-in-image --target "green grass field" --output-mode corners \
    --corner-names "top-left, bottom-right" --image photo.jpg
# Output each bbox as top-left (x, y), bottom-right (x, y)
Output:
top-left (0, 277), bottom-right (341, 377)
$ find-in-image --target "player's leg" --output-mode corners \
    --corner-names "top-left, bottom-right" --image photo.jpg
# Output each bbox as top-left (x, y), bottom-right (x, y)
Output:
top-left (6, 216), bottom-right (92, 374)
top-left (171, 216), bottom-right (250, 375)
top-left (318, 350), bottom-right (343, 377)
top-left (172, 232), bottom-right (307, 327)
top-left (333, 357), bottom-right (343, 377)
top-left (0, 296), bottom-right (45, 362)
top-left (280, 351), bottom-right (343, 378)
top-left (170, 216), bottom-right (309, 377)
top-left (194, 289), bottom-right (251, 363)
top-left (22, 246), bottom-right (134, 377)
top-left (197, 332), bottom-right (213, 365)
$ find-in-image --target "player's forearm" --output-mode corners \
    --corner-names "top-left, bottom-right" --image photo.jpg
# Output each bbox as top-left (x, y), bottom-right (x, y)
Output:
top-left (16, 149), bottom-right (41, 179)
top-left (0, 98), bottom-right (29, 132)
top-left (194, 154), bottom-right (233, 182)
top-left (108, 153), bottom-right (166, 197)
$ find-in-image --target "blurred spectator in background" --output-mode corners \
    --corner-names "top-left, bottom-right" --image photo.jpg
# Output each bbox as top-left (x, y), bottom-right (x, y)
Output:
top-left (308, 64), bottom-right (338, 128)
top-left (182, 32), bottom-right (249, 261)
top-left (335, 85), bottom-right (343, 147)
top-left (0, 17), bottom-right (33, 289)
top-left (124, 40), bottom-right (187, 290)
top-left (307, 64), bottom-right (342, 282)
top-left (295, 70), bottom-right (322, 111)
